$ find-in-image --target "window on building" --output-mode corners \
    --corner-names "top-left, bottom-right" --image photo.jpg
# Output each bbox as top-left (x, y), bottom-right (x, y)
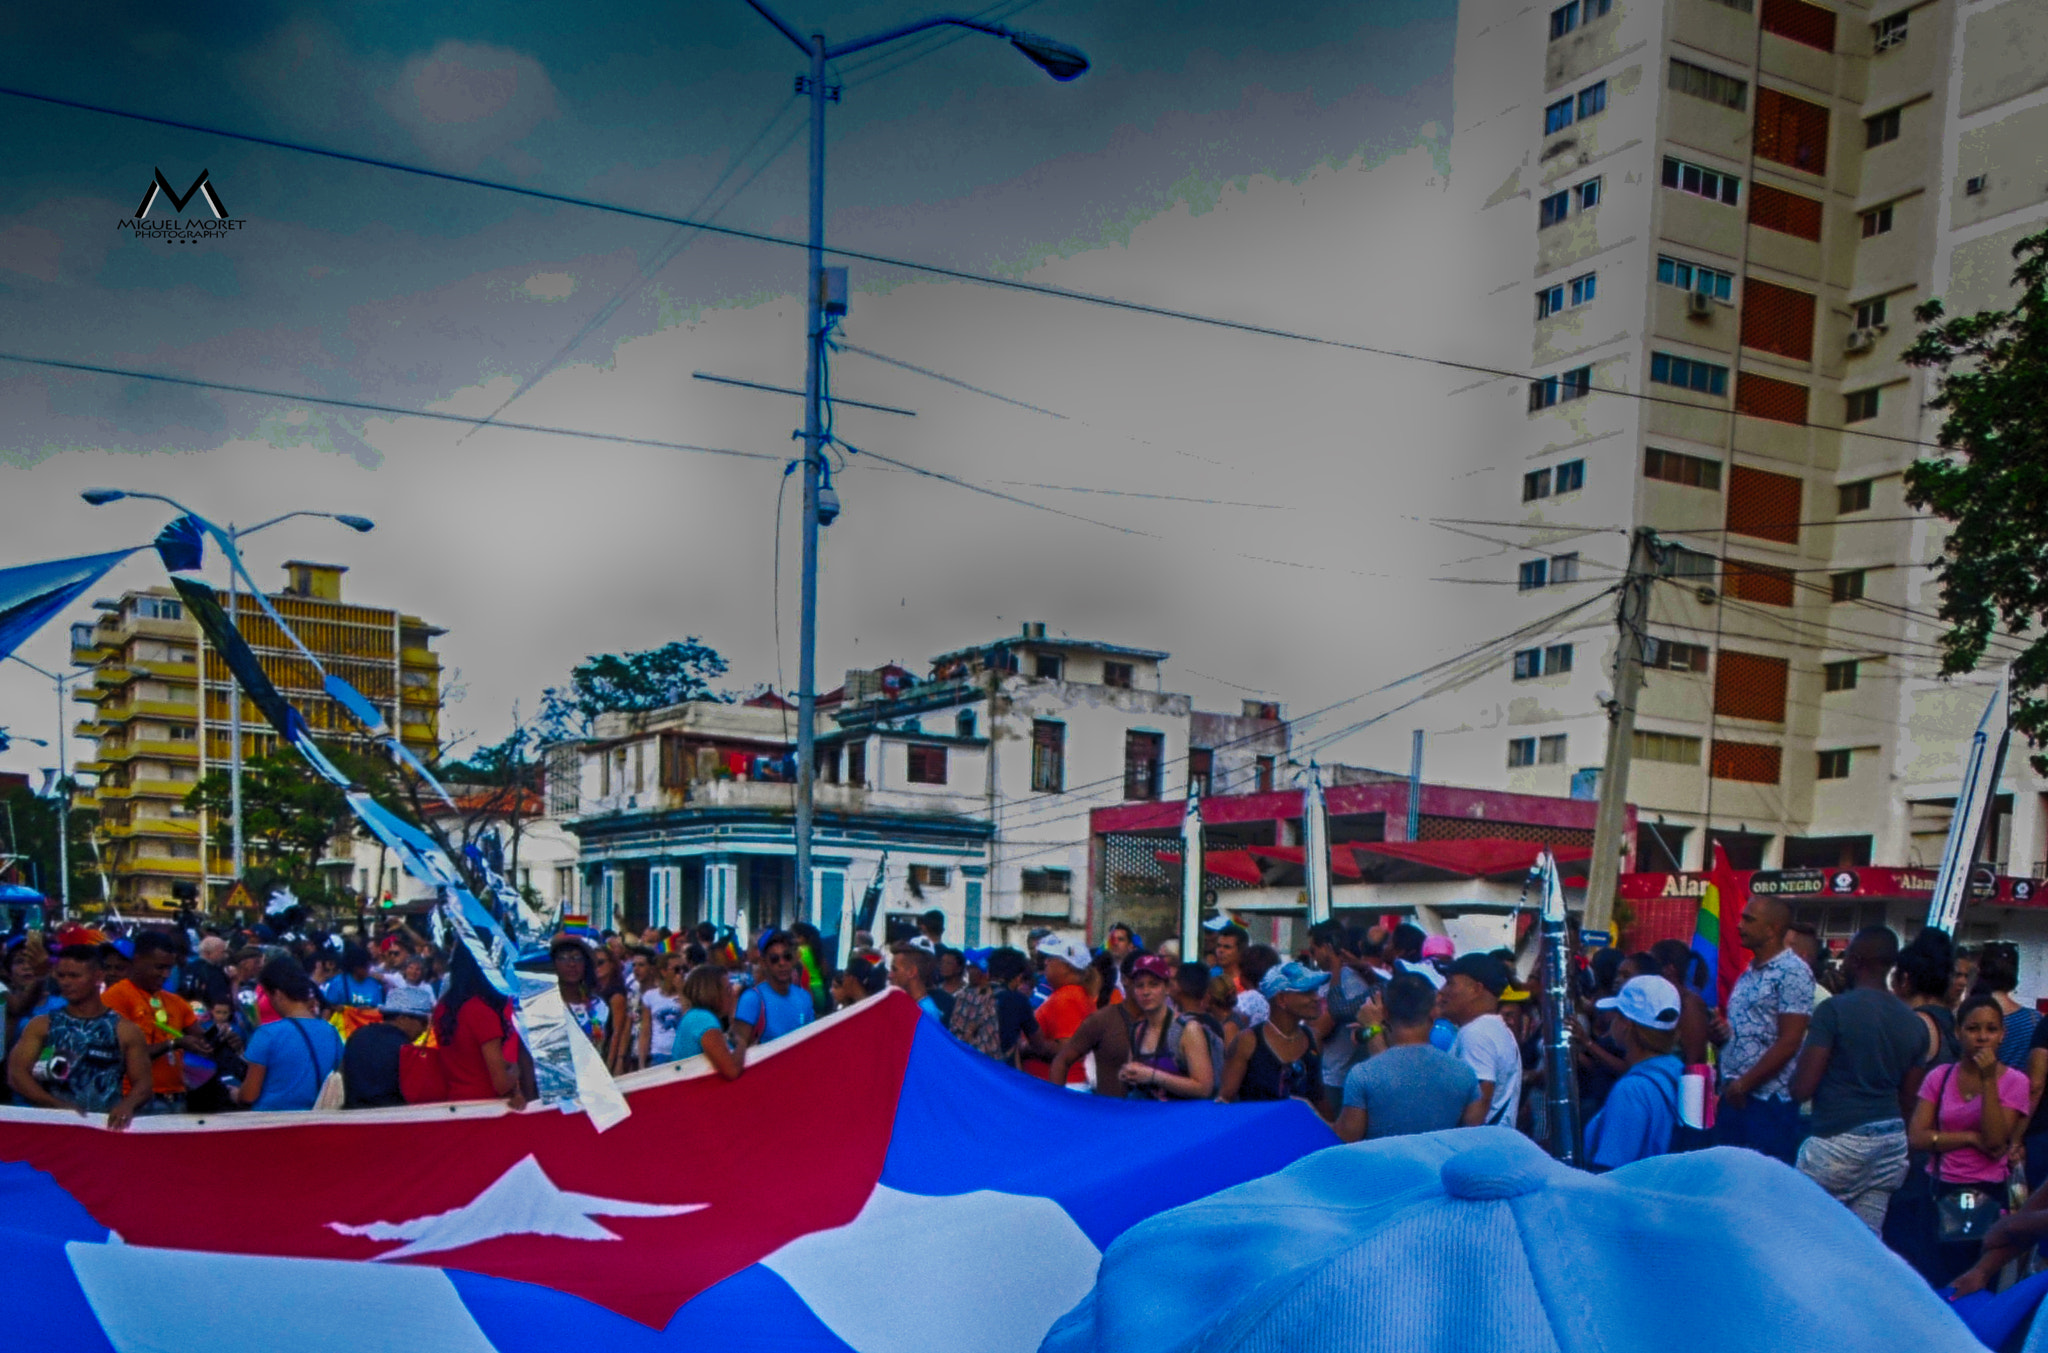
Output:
top-left (907, 742), bottom-right (949, 784)
top-left (909, 864), bottom-right (952, 892)
top-left (1874, 12), bottom-right (1908, 49)
top-left (1519, 559), bottom-right (1549, 591)
top-left (1662, 156), bottom-right (1741, 205)
top-left (1662, 546), bottom-right (1718, 579)
top-left (1964, 174), bottom-right (1988, 197)
top-left (1569, 272), bottom-right (1597, 306)
top-left (956, 709), bottom-right (977, 738)
top-left (1529, 376), bottom-right (1557, 410)
top-left (1705, 0), bottom-right (1755, 11)
top-left (1645, 447), bottom-right (1723, 490)
top-left (1761, 0), bottom-right (1837, 50)
top-left (1830, 570), bottom-right (1866, 602)
top-left (1726, 559), bottom-right (1796, 606)
top-left (1749, 182), bottom-right (1824, 241)
top-left (1124, 731), bottom-right (1164, 801)
top-left (1578, 81), bottom-right (1608, 119)
top-left (1817, 749), bottom-right (1852, 779)
top-left (1551, 552), bottom-right (1581, 584)
top-left (1513, 644), bottom-right (1575, 679)
top-left (167, 725), bottom-right (196, 741)
top-left (1034, 653), bottom-right (1064, 680)
top-left (1540, 190), bottom-right (1570, 228)
top-left (1865, 107), bottom-right (1902, 147)
top-left (1645, 638), bottom-right (1711, 672)
top-left (1650, 352), bottom-right (1729, 395)
top-left (1861, 204), bottom-right (1894, 238)
top-left (1102, 661), bottom-right (1134, 689)
top-left (1545, 96), bottom-right (1575, 134)
top-left (846, 741), bottom-right (866, 786)
top-left (1735, 371), bottom-right (1810, 424)
top-left (1255, 755), bottom-right (1276, 793)
top-left (1753, 88), bottom-right (1832, 174)
top-left (1740, 278), bottom-right (1818, 361)
top-left (1555, 459), bottom-right (1586, 493)
top-left (1669, 58), bottom-right (1748, 110)
top-left (1524, 467), bottom-right (1553, 501)
top-left (1536, 283), bottom-right (1565, 319)
top-left (1539, 734), bottom-right (1568, 764)
top-left (1550, 1), bottom-right (1580, 38)
top-left (1633, 731), bottom-right (1704, 764)
top-left (1824, 659), bottom-right (1860, 691)
top-left (1547, 642), bottom-right (1576, 673)
top-left (1562, 365), bottom-right (1592, 400)
top-left (1854, 296), bottom-right (1888, 330)
top-left (1020, 868), bottom-right (1072, 894)
top-left (1030, 720), bottom-right (1065, 793)
top-left (1513, 648), bottom-right (1543, 680)
top-left (1728, 464), bottom-right (1804, 545)
top-left (1844, 387), bottom-right (1881, 422)
top-left (1576, 177), bottom-right (1602, 211)
top-left (1508, 737), bottom-right (1538, 768)
top-left (1711, 739), bottom-right (1783, 783)
top-left (133, 596), bottom-right (183, 621)
top-left (1187, 747), bottom-right (1213, 797)
top-left (1838, 479), bottom-right (1874, 513)
top-left (1714, 649), bottom-right (1791, 722)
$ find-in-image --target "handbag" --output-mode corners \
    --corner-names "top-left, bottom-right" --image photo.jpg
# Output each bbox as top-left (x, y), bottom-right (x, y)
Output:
top-left (1930, 1064), bottom-right (2006, 1245)
top-left (289, 1018), bottom-right (347, 1112)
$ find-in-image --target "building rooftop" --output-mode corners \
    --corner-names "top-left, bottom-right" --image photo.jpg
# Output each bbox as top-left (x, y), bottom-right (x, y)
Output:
top-left (927, 631), bottom-right (1170, 670)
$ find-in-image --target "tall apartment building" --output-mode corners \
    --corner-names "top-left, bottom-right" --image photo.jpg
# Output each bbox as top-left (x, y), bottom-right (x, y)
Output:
top-left (1428, 0), bottom-right (2048, 890)
top-left (70, 562), bottom-right (444, 912)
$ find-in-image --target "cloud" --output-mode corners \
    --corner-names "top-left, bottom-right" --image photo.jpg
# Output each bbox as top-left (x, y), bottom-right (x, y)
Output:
top-left (380, 40), bottom-right (562, 175)
top-left (0, 225), bottom-right (65, 283)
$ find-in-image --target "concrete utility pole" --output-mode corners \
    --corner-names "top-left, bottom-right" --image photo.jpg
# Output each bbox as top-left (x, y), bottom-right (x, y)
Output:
top-left (737, 0), bottom-right (1087, 926)
top-left (1579, 527), bottom-right (1660, 945)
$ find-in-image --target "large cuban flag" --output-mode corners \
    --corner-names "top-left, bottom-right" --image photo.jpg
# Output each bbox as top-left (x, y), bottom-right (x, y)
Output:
top-left (0, 992), bottom-right (1333, 1353)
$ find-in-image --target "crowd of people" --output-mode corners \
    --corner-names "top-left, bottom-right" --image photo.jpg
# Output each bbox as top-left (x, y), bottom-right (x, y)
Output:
top-left (7, 895), bottom-right (2048, 1304)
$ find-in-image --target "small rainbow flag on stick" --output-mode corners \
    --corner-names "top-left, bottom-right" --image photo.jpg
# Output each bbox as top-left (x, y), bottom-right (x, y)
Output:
top-left (1691, 843), bottom-right (1751, 1009)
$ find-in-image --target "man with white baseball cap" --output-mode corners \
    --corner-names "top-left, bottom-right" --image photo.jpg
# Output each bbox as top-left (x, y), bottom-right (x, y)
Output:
top-left (1583, 974), bottom-right (1686, 1169)
top-left (1031, 936), bottom-right (1097, 1086)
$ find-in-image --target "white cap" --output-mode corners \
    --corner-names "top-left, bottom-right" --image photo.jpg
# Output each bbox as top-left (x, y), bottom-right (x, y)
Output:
top-left (1037, 936), bottom-right (1091, 969)
top-left (1595, 975), bottom-right (1683, 1031)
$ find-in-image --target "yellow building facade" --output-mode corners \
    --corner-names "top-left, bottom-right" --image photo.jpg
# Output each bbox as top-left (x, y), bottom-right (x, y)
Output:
top-left (70, 562), bottom-right (443, 912)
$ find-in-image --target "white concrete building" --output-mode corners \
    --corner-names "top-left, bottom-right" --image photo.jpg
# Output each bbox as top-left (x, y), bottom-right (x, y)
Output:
top-left (1418, 0), bottom-right (2048, 945)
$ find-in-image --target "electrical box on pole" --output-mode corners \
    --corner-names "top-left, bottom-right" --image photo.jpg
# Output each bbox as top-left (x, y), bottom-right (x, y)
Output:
top-left (817, 266), bottom-right (848, 317)
top-left (1579, 527), bottom-right (1659, 945)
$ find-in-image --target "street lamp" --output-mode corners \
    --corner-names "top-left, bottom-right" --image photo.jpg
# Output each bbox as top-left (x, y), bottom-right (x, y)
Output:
top-left (6, 656), bottom-right (79, 916)
top-left (81, 489), bottom-right (375, 890)
top-left (736, 0), bottom-right (1088, 926)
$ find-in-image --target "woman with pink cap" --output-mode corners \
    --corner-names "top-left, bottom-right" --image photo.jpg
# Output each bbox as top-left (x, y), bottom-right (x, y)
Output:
top-left (1116, 955), bottom-right (1216, 1100)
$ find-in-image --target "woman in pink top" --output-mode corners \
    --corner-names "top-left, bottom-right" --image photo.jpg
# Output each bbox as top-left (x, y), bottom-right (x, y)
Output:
top-left (1909, 994), bottom-right (2031, 1284)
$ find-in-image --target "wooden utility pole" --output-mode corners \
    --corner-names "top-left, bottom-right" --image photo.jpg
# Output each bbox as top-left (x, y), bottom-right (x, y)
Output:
top-left (1579, 528), bottom-right (1660, 945)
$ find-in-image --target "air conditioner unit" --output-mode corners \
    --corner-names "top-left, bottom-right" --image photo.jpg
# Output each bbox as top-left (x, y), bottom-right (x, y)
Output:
top-left (1844, 328), bottom-right (1877, 353)
top-left (1685, 291), bottom-right (1715, 318)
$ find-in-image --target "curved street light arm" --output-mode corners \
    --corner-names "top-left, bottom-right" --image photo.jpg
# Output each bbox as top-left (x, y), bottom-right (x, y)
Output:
top-left (741, 0), bottom-right (814, 55)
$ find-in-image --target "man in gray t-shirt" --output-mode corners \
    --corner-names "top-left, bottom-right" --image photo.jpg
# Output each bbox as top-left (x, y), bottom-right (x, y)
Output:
top-left (1790, 926), bottom-right (1927, 1233)
top-left (1336, 973), bottom-right (1483, 1142)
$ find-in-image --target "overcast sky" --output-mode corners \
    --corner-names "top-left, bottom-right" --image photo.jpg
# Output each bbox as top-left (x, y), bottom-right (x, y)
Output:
top-left (0, 0), bottom-right (1542, 785)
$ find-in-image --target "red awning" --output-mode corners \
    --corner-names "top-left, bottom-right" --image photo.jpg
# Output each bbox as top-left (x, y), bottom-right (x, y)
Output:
top-left (1349, 839), bottom-right (1592, 880)
top-left (1154, 849), bottom-right (1265, 886)
top-left (1244, 845), bottom-right (1364, 880)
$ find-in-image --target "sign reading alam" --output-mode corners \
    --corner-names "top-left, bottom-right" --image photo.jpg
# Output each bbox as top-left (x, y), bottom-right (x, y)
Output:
top-left (1620, 865), bottom-right (2042, 907)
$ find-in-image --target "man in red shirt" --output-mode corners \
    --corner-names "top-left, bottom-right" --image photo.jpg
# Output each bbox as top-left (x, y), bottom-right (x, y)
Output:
top-left (1028, 936), bottom-right (1095, 1085)
top-left (101, 929), bottom-right (206, 1114)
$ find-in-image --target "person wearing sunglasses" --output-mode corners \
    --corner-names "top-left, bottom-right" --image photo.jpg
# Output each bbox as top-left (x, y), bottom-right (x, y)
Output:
top-left (731, 929), bottom-right (815, 1052)
top-left (101, 928), bottom-right (209, 1115)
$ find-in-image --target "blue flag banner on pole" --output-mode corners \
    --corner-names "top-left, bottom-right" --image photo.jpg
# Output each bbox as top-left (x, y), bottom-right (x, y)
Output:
top-left (0, 549), bottom-right (137, 664)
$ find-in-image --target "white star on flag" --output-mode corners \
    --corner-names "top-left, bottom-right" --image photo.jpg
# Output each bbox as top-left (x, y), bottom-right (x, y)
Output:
top-left (329, 1154), bottom-right (706, 1261)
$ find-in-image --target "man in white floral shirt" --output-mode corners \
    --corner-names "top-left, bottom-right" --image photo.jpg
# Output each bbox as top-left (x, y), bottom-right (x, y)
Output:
top-left (1710, 894), bottom-right (1814, 1163)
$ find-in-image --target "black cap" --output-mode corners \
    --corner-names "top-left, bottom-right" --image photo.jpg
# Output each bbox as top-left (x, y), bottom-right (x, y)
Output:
top-left (1448, 953), bottom-right (1511, 998)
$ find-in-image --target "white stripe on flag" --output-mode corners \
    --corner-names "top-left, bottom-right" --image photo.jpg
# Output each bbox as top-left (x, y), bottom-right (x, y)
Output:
top-left (762, 1185), bottom-right (1100, 1353)
top-left (68, 1240), bottom-right (498, 1353)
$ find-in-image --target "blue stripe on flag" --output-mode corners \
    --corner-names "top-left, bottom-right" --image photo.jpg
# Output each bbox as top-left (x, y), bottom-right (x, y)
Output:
top-left (448, 1262), bottom-right (856, 1351)
top-left (879, 1017), bottom-right (1336, 1248)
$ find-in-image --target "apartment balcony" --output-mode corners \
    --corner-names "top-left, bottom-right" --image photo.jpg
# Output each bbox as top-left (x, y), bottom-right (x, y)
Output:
top-left (115, 854), bottom-right (202, 877)
top-left (100, 818), bottom-right (201, 842)
top-left (95, 739), bottom-right (200, 765)
top-left (97, 698), bottom-right (203, 724)
top-left (93, 777), bottom-right (197, 803)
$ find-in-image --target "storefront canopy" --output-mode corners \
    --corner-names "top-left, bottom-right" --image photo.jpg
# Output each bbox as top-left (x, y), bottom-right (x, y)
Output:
top-left (1348, 839), bottom-right (1593, 881)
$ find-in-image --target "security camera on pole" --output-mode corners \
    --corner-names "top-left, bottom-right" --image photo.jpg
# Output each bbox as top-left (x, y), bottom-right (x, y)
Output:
top-left (736, 1), bottom-right (1087, 923)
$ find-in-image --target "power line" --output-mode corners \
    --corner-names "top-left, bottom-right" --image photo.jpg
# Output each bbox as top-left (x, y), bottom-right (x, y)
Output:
top-left (998, 482), bottom-right (1291, 509)
top-left (458, 95), bottom-right (807, 440)
top-left (0, 351), bottom-right (783, 462)
top-left (0, 83), bottom-right (1971, 457)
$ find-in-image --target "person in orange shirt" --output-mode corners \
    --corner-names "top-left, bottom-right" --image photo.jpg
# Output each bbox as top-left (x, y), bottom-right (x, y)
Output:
top-left (101, 929), bottom-right (206, 1114)
top-left (1030, 937), bottom-right (1096, 1086)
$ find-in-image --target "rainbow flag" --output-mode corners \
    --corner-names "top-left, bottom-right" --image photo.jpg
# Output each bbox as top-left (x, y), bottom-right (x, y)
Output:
top-left (1692, 844), bottom-right (1751, 1009)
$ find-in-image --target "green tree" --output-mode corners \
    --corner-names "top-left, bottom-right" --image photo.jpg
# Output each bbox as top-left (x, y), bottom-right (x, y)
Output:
top-left (1, 783), bottom-right (102, 904)
top-left (537, 638), bottom-right (730, 739)
top-left (1905, 227), bottom-right (2048, 768)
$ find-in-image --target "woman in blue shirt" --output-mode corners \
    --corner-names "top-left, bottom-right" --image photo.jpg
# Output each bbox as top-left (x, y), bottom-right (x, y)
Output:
top-left (321, 943), bottom-right (385, 1011)
top-left (1584, 975), bottom-right (1686, 1170)
top-left (237, 957), bottom-right (344, 1111)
